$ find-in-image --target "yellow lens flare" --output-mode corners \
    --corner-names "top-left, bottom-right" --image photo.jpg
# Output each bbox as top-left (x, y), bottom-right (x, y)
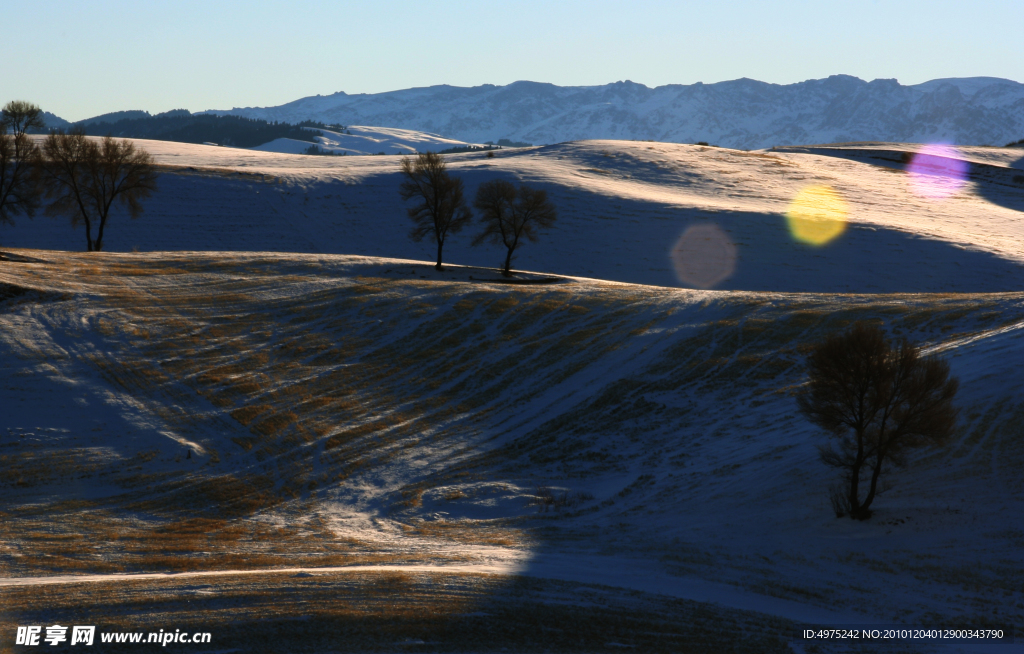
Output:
top-left (785, 185), bottom-right (848, 246)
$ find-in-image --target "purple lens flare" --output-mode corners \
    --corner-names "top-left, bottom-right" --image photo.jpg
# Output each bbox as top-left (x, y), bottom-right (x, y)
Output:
top-left (907, 144), bottom-right (969, 200)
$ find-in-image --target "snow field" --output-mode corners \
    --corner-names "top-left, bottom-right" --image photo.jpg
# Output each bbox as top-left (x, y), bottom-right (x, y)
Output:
top-left (7, 138), bottom-right (1024, 293)
top-left (2, 136), bottom-right (1023, 651)
top-left (250, 125), bottom-right (487, 156)
top-left (0, 251), bottom-right (1022, 652)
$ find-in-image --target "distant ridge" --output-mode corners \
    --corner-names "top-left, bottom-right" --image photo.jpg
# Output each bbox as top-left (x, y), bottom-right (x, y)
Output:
top-left (34, 111), bottom-right (324, 149)
top-left (202, 75), bottom-right (1024, 149)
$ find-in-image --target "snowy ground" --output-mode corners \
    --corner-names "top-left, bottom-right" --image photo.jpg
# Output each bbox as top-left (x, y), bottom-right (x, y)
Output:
top-left (6, 138), bottom-right (1024, 293)
top-left (1, 139), bottom-right (1023, 652)
top-left (250, 125), bottom-right (488, 156)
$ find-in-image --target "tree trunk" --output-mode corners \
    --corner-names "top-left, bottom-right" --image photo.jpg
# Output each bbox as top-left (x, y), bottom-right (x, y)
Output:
top-left (435, 240), bottom-right (443, 270)
top-left (859, 455), bottom-right (886, 517)
top-left (503, 247), bottom-right (514, 276)
top-left (844, 425), bottom-right (871, 519)
top-left (94, 216), bottom-right (107, 252)
top-left (847, 462), bottom-right (863, 518)
top-left (83, 216), bottom-right (94, 252)
top-left (94, 240), bottom-right (103, 252)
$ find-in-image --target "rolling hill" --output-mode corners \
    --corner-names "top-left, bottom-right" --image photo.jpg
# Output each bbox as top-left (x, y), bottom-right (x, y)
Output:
top-left (1, 138), bottom-right (1023, 652)
top-left (250, 125), bottom-right (488, 156)
top-left (4, 137), bottom-right (1024, 293)
top-left (1, 250), bottom-right (1022, 651)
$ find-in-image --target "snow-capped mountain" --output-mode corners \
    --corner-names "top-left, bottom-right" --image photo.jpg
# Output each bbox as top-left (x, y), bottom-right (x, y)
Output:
top-left (204, 75), bottom-right (1024, 149)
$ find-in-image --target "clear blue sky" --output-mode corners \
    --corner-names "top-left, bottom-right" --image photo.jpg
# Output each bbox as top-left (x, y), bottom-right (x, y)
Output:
top-left (4, 0), bottom-right (1022, 122)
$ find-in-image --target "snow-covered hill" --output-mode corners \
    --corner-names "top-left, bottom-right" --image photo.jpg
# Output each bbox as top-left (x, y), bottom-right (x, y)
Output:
top-left (2, 134), bottom-right (1024, 650)
top-left (204, 75), bottom-right (1024, 149)
top-left (1, 251), bottom-right (1022, 651)
top-left (250, 125), bottom-right (487, 156)
top-left (6, 137), bottom-right (1024, 293)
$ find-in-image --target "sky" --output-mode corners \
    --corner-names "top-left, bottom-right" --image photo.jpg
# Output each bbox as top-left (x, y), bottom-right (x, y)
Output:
top-left (3, 0), bottom-right (1023, 122)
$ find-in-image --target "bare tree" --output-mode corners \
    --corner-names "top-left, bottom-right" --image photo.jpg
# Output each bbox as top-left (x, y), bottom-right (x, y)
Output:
top-left (472, 179), bottom-right (557, 276)
top-left (0, 101), bottom-right (45, 229)
top-left (1, 101), bottom-right (45, 138)
top-left (797, 323), bottom-right (958, 519)
top-left (399, 152), bottom-right (471, 269)
top-left (41, 132), bottom-right (158, 252)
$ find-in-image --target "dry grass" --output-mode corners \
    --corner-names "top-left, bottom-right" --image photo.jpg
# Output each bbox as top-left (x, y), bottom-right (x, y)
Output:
top-left (229, 404), bottom-right (272, 426)
top-left (409, 521), bottom-right (533, 549)
top-left (0, 503), bottom-right (480, 577)
top-left (0, 572), bottom-right (796, 653)
top-left (4, 252), bottom-right (1022, 647)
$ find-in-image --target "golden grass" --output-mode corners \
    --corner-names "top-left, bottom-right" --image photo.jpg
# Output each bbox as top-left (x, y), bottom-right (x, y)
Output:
top-left (229, 404), bottom-right (272, 426)
top-left (5, 251), bottom-right (1022, 624)
top-left (251, 411), bottom-right (298, 437)
top-left (409, 521), bottom-right (531, 548)
top-left (0, 570), bottom-right (802, 654)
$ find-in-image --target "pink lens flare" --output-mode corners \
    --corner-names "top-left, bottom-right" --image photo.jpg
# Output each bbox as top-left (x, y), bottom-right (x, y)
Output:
top-left (907, 143), bottom-right (969, 200)
top-left (671, 224), bottom-right (737, 289)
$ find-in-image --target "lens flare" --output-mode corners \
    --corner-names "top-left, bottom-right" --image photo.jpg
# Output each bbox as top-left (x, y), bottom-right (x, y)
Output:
top-left (785, 185), bottom-right (847, 246)
top-left (671, 224), bottom-right (737, 289)
top-left (907, 143), bottom-right (968, 200)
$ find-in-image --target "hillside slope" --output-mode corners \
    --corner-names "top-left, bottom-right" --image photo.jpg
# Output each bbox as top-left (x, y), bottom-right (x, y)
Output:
top-left (0, 251), bottom-right (1022, 651)
top-left (250, 125), bottom-right (486, 156)
top-left (4, 138), bottom-right (1024, 293)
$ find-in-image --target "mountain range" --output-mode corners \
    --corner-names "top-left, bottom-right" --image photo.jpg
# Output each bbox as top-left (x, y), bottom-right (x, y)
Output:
top-left (196, 75), bottom-right (1024, 150)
